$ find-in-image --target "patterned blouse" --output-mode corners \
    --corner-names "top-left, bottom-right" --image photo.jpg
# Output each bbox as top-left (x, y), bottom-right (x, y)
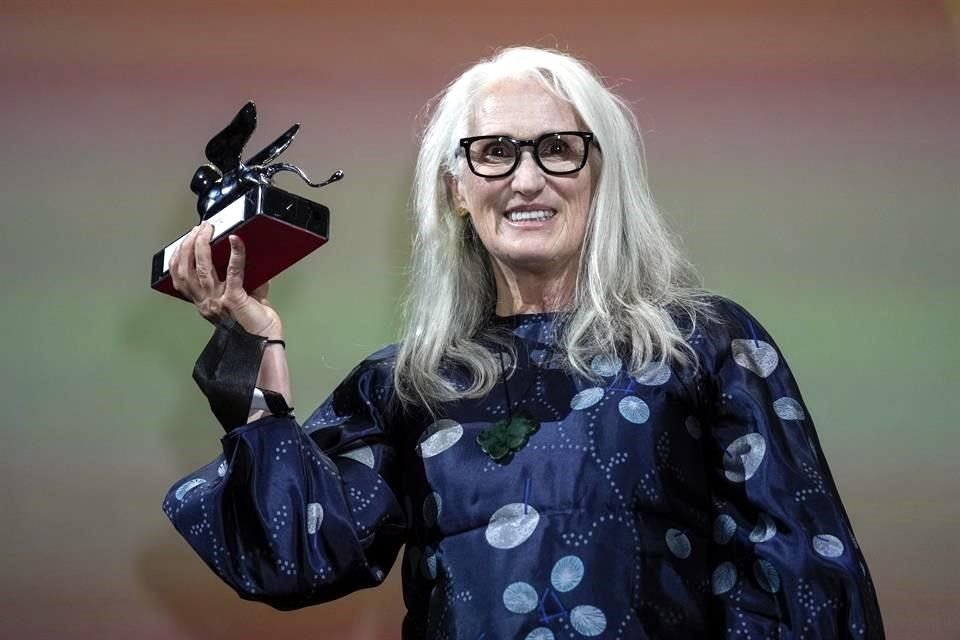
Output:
top-left (164, 297), bottom-right (884, 639)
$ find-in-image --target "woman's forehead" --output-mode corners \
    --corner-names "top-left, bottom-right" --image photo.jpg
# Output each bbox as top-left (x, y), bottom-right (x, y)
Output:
top-left (468, 78), bottom-right (579, 138)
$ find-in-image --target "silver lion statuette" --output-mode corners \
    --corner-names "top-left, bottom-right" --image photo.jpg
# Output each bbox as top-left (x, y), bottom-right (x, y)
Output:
top-left (190, 101), bottom-right (343, 219)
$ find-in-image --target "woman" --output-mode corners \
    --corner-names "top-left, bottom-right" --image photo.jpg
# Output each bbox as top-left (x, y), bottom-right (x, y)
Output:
top-left (165, 47), bottom-right (884, 638)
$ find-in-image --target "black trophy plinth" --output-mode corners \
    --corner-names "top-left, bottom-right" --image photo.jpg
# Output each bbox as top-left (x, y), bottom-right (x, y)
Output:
top-left (151, 184), bottom-right (330, 300)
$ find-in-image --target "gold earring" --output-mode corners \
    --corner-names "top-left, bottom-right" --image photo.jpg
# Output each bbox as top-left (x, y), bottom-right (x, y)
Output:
top-left (455, 207), bottom-right (470, 218)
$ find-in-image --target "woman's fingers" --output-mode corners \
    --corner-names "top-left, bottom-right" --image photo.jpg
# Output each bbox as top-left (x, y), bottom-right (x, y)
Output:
top-left (171, 228), bottom-right (270, 330)
top-left (168, 236), bottom-right (183, 292)
top-left (172, 225), bottom-right (200, 299)
top-left (188, 223), bottom-right (227, 323)
top-left (193, 223), bottom-right (221, 294)
top-left (224, 235), bottom-right (247, 298)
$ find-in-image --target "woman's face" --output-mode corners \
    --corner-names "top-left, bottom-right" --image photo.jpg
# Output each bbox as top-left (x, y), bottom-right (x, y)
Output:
top-left (451, 78), bottom-right (594, 281)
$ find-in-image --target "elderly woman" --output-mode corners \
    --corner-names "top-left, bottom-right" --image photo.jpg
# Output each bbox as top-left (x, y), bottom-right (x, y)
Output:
top-left (165, 47), bottom-right (884, 638)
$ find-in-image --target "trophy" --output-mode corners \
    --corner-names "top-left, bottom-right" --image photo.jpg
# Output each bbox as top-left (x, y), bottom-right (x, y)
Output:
top-left (151, 101), bottom-right (342, 300)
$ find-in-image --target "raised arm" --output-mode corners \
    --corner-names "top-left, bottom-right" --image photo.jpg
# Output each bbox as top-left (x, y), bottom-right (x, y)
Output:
top-left (164, 223), bottom-right (408, 608)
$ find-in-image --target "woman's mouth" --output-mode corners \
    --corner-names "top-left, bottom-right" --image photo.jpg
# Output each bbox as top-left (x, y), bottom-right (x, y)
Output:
top-left (505, 209), bottom-right (557, 222)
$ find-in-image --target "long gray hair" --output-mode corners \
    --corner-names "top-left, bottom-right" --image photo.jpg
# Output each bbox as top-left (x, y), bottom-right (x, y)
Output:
top-left (394, 46), bottom-right (710, 409)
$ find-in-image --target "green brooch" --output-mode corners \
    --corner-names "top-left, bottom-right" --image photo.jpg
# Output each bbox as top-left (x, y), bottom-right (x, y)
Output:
top-left (477, 411), bottom-right (540, 463)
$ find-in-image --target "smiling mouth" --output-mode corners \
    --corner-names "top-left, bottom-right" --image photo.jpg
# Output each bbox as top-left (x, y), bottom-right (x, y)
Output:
top-left (505, 209), bottom-right (556, 222)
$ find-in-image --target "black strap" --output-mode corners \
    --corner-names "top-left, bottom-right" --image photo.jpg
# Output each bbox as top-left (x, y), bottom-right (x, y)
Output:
top-left (192, 318), bottom-right (292, 432)
top-left (262, 388), bottom-right (294, 416)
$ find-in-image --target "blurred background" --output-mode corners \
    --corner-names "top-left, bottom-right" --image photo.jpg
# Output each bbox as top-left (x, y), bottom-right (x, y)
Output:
top-left (1, 1), bottom-right (957, 638)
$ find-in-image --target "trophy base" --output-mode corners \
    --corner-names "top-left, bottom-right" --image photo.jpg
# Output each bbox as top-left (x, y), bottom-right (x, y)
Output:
top-left (151, 184), bottom-right (330, 301)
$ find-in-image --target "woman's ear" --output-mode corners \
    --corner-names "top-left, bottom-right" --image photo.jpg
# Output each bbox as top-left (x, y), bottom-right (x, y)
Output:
top-left (445, 172), bottom-right (467, 210)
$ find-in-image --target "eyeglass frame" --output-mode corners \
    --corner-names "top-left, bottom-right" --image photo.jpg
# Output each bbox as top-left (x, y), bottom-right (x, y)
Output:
top-left (457, 131), bottom-right (598, 178)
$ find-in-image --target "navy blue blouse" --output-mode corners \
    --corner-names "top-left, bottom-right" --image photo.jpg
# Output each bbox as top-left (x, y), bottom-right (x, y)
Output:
top-left (164, 298), bottom-right (884, 638)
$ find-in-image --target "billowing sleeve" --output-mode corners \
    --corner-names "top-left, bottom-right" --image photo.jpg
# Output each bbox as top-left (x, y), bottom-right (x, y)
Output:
top-left (698, 299), bottom-right (884, 638)
top-left (162, 347), bottom-right (408, 610)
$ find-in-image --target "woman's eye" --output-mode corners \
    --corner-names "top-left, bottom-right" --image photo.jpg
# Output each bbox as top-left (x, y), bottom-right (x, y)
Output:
top-left (541, 141), bottom-right (569, 156)
top-left (482, 143), bottom-right (511, 158)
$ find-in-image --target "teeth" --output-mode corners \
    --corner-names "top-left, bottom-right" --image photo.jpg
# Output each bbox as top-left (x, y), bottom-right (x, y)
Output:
top-left (507, 209), bottom-right (555, 222)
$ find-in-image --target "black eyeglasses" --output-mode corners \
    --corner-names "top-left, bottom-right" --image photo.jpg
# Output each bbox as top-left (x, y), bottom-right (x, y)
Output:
top-left (458, 131), bottom-right (596, 178)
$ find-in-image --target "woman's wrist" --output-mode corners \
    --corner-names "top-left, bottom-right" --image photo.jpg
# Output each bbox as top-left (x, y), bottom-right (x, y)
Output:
top-left (256, 319), bottom-right (283, 342)
top-left (256, 340), bottom-right (292, 406)
top-left (233, 305), bottom-right (283, 342)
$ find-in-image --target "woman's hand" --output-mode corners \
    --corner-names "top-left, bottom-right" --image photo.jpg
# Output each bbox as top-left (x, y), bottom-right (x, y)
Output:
top-left (169, 223), bottom-right (283, 340)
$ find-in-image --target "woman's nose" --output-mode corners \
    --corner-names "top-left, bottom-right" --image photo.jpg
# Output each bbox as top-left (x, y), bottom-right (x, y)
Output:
top-left (510, 150), bottom-right (546, 194)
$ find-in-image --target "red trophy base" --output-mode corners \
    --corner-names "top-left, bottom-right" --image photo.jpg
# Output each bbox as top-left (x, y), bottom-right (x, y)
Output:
top-left (151, 184), bottom-right (330, 301)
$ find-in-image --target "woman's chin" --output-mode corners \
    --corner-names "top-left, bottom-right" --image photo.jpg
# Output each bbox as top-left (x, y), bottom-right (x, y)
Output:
top-left (495, 250), bottom-right (578, 277)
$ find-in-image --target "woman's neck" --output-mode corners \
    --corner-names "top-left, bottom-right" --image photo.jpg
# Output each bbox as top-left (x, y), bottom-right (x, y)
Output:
top-left (493, 261), bottom-right (577, 316)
